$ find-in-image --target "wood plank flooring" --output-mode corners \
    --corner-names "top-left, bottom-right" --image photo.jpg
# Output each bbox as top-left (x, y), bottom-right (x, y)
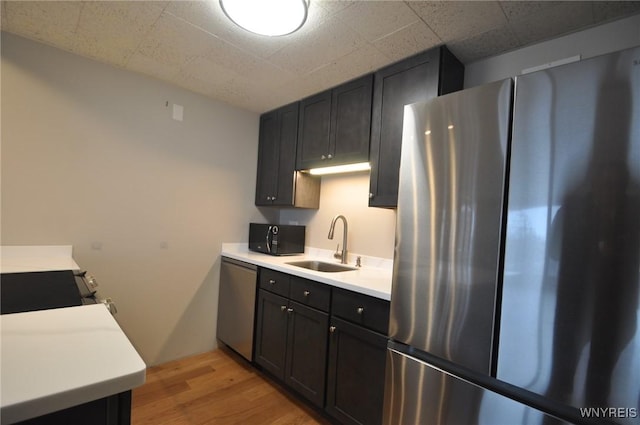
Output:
top-left (132, 347), bottom-right (333, 425)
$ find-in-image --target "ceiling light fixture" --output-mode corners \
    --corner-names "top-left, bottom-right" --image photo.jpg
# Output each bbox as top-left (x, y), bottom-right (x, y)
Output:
top-left (219, 0), bottom-right (309, 37)
top-left (308, 162), bottom-right (371, 176)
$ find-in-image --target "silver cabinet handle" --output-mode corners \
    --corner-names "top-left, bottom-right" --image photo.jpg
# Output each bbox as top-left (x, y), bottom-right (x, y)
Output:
top-left (321, 155), bottom-right (326, 160)
top-left (272, 196), bottom-right (276, 201)
top-left (327, 154), bottom-right (333, 159)
top-left (303, 290), bottom-right (310, 297)
top-left (269, 279), bottom-right (276, 285)
top-left (369, 193), bottom-right (374, 199)
top-left (357, 307), bottom-right (364, 314)
top-left (287, 308), bottom-right (294, 313)
top-left (281, 305), bottom-right (287, 311)
top-left (329, 326), bottom-right (336, 333)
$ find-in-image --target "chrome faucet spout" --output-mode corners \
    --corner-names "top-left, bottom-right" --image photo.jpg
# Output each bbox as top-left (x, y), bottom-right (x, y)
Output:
top-left (328, 215), bottom-right (348, 264)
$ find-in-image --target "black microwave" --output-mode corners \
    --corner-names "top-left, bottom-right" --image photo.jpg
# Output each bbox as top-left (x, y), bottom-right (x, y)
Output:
top-left (249, 223), bottom-right (305, 256)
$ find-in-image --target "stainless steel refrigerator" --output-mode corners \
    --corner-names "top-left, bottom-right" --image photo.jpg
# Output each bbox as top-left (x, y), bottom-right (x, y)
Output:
top-left (384, 46), bottom-right (640, 425)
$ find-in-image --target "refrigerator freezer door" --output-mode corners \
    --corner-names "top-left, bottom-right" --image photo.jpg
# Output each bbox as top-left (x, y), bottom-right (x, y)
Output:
top-left (383, 348), bottom-right (571, 425)
top-left (389, 79), bottom-right (512, 374)
top-left (498, 47), bottom-right (640, 421)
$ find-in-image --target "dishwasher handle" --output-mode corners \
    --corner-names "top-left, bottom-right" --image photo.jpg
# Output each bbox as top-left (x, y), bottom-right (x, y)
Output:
top-left (221, 257), bottom-right (257, 271)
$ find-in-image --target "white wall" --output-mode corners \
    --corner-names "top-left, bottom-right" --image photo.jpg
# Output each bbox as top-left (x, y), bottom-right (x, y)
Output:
top-left (465, 14), bottom-right (640, 88)
top-left (1, 32), bottom-right (270, 366)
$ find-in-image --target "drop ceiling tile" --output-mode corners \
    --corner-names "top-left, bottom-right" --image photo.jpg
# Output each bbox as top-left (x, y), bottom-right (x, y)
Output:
top-left (372, 20), bottom-right (441, 63)
top-left (267, 15), bottom-right (367, 75)
top-left (271, 75), bottom-right (327, 105)
top-left (163, 0), bottom-right (229, 37)
top-left (499, 1), bottom-right (559, 22)
top-left (209, 75), bottom-right (277, 112)
top-left (126, 50), bottom-right (182, 82)
top-left (510, 2), bottom-right (595, 46)
top-left (3, 1), bottom-right (82, 50)
top-left (199, 36), bottom-right (295, 87)
top-left (73, 2), bottom-right (165, 66)
top-left (336, 1), bottom-right (420, 42)
top-left (407, 1), bottom-right (507, 42)
top-left (447, 25), bottom-right (520, 63)
top-left (314, 0), bottom-right (357, 17)
top-left (172, 70), bottom-right (219, 99)
top-left (136, 11), bottom-right (217, 67)
top-left (592, 1), bottom-right (640, 21)
top-left (306, 43), bottom-right (389, 89)
top-left (165, 0), bottom-right (329, 59)
top-left (179, 55), bottom-right (238, 87)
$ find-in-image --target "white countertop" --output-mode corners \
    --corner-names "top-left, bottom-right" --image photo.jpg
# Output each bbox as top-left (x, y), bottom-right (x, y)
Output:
top-left (0, 304), bottom-right (146, 425)
top-left (0, 246), bottom-right (80, 273)
top-left (221, 243), bottom-right (393, 300)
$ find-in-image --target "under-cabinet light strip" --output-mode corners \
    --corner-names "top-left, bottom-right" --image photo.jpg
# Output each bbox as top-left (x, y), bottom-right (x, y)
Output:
top-left (307, 162), bottom-right (371, 175)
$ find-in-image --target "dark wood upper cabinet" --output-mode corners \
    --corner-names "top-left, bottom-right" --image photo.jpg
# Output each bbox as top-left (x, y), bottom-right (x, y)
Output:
top-left (296, 75), bottom-right (372, 170)
top-left (369, 46), bottom-right (464, 208)
top-left (255, 102), bottom-right (320, 208)
top-left (296, 91), bottom-right (331, 169)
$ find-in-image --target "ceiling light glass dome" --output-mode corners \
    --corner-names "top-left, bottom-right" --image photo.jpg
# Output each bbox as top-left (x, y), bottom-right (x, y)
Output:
top-left (220, 0), bottom-right (309, 37)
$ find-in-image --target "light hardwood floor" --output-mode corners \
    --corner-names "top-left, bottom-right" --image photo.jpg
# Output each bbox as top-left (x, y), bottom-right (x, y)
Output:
top-left (132, 347), bottom-right (333, 425)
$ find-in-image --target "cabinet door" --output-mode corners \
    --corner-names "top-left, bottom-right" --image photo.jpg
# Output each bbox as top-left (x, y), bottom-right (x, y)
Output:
top-left (285, 301), bottom-right (329, 408)
top-left (369, 49), bottom-right (439, 208)
top-left (272, 103), bottom-right (298, 206)
top-left (329, 74), bottom-right (373, 166)
top-left (326, 317), bottom-right (388, 425)
top-left (296, 90), bottom-right (332, 170)
top-left (255, 289), bottom-right (289, 380)
top-left (255, 110), bottom-right (279, 205)
top-left (369, 47), bottom-right (464, 208)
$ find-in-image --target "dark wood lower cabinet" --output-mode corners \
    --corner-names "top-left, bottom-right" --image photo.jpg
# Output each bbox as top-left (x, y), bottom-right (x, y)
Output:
top-left (16, 391), bottom-right (132, 425)
top-left (255, 289), bottom-right (329, 409)
top-left (255, 290), bottom-right (289, 380)
top-left (254, 268), bottom-right (390, 425)
top-left (326, 317), bottom-right (388, 425)
top-left (285, 301), bottom-right (329, 408)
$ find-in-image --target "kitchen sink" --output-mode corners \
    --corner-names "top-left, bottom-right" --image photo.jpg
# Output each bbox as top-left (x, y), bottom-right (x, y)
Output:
top-left (286, 260), bottom-right (357, 273)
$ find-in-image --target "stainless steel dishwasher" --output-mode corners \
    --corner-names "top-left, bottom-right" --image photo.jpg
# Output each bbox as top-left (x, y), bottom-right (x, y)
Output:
top-left (216, 257), bottom-right (257, 361)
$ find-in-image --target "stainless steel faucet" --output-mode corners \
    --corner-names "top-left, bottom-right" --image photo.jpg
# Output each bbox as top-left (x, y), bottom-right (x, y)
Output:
top-left (328, 214), bottom-right (348, 264)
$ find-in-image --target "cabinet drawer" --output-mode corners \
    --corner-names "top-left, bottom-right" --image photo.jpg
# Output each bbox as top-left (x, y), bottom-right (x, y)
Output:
top-left (289, 277), bottom-right (331, 312)
top-left (259, 268), bottom-right (290, 297)
top-left (331, 288), bottom-right (390, 335)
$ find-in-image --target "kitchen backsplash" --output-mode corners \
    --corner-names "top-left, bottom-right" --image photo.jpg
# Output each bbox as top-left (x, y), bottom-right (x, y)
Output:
top-left (279, 172), bottom-right (396, 261)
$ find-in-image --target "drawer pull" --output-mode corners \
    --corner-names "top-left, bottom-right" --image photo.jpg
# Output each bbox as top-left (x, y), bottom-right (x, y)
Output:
top-left (357, 307), bottom-right (364, 315)
top-left (281, 305), bottom-right (287, 311)
top-left (287, 308), bottom-right (294, 313)
top-left (329, 326), bottom-right (336, 333)
top-left (269, 279), bottom-right (276, 285)
top-left (303, 290), bottom-right (310, 297)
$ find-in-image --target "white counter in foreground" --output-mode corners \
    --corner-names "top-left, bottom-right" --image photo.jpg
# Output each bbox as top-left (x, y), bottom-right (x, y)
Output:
top-left (1, 304), bottom-right (146, 425)
top-left (221, 243), bottom-right (393, 300)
